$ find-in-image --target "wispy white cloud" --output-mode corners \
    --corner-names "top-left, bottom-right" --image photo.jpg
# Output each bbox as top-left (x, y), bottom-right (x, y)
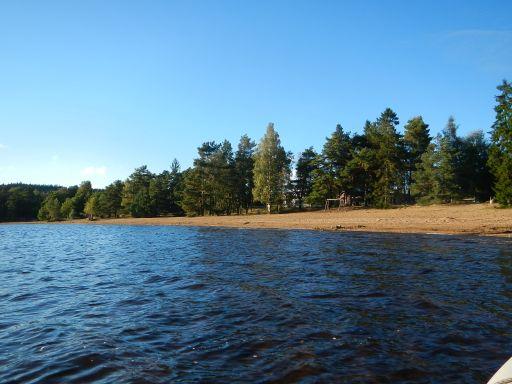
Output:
top-left (443, 29), bottom-right (512, 38)
top-left (81, 166), bottom-right (107, 177)
top-left (0, 144), bottom-right (7, 150)
top-left (51, 154), bottom-right (59, 163)
top-left (436, 29), bottom-right (512, 72)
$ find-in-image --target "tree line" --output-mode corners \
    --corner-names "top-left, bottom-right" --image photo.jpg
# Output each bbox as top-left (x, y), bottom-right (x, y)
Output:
top-left (0, 184), bottom-right (61, 221)
top-left (1, 80), bottom-right (510, 222)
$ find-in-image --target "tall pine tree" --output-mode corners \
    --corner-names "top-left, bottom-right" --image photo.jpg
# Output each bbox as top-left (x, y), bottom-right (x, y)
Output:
top-left (488, 80), bottom-right (512, 206)
top-left (294, 147), bottom-right (318, 208)
top-left (367, 108), bottom-right (404, 206)
top-left (411, 143), bottom-right (439, 204)
top-left (235, 135), bottom-right (256, 213)
top-left (437, 117), bottom-right (461, 202)
top-left (308, 124), bottom-right (352, 204)
top-left (403, 116), bottom-right (431, 199)
top-left (460, 131), bottom-right (492, 201)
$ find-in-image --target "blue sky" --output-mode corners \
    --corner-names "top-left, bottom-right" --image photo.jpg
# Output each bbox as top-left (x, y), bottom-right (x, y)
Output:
top-left (0, 1), bottom-right (511, 188)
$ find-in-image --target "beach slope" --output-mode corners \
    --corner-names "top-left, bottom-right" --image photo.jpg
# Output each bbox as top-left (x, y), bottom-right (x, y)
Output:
top-left (82, 204), bottom-right (512, 236)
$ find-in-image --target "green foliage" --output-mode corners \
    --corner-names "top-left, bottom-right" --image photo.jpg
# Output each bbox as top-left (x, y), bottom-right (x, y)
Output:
top-left (148, 176), bottom-right (166, 216)
top-left (73, 181), bottom-right (92, 215)
top-left (38, 196), bottom-right (62, 221)
top-left (411, 144), bottom-right (440, 204)
top-left (131, 189), bottom-right (153, 218)
top-left (488, 80), bottom-right (512, 206)
top-left (103, 180), bottom-right (124, 217)
top-left (308, 124), bottom-right (353, 204)
top-left (252, 123), bottom-right (291, 212)
top-left (404, 116), bottom-right (431, 163)
top-left (343, 145), bottom-right (377, 206)
top-left (60, 198), bottom-right (76, 219)
top-left (0, 184), bottom-right (55, 221)
top-left (294, 147), bottom-right (318, 207)
top-left (410, 125), bottom-right (492, 204)
top-left (212, 140), bottom-right (238, 214)
top-left (84, 193), bottom-right (100, 219)
top-left (120, 164), bottom-right (185, 217)
top-left (181, 168), bottom-right (203, 216)
top-left (181, 140), bottom-right (239, 216)
top-left (459, 131), bottom-right (492, 201)
top-left (367, 109), bottom-right (404, 207)
top-left (235, 135), bottom-right (256, 213)
top-left (30, 161), bottom-right (185, 222)
top-left (122, 165), bottom-right (154, 216)
top-left (168, 159), bottom-right (185, 214)
top-left (55, 181), bottom-right (93, 219)
top-left (4, 80), bottom-right (511, 221)
top-left (323, 124), bottom-right (352, 172)
top-left (306, 113), bottom-right (420, 207)
top-left (38, 187), bottom-right (75, 221)
top-left (437, 117), bottom-right (461, 202)
top-left (404, 116), bottom-right (431, 198)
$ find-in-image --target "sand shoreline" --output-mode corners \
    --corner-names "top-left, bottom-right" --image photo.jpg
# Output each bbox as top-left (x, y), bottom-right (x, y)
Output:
top-left (9, 204), bottom-right (512, 237)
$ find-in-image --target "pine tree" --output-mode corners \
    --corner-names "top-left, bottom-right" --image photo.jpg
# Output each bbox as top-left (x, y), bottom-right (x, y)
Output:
top-left (95, 192), bottom-right (110, 218)
top-left (437, 117), bottom-right (461, 202)
top-left (103, 180), bottom-right (123, 217)
top-left (460, 131), bottom-right (492, 201)
top-left (488, 80), bottom-right (512, 206)
top-left (131, 189), bottom-right (152, 217)
top-left (253, 123), bottom-right (291, 213)
top-left (323, 124), bottom-right (352, 175)
top-left (181, 141), bottom-right (238, 215)
top-left (73, 181), bottom-right (92, 215)
top-left (308, 124), bottom-right (352, 204)
top-left (403, 116), bottom-right (431, 199)
top-left (212, 140), bottom-right (237, 214)
top-left (182, 142), bottom-right (219, 215)
top-left (149, 176), bottom-right (168, 215)
top-left (181, 168), bottom-right (204, 216)
top-left (367, 108), bottom-right (404, 206)
top-left (234, 135), bottom-right (256, 214)
top-left (294, 147), bottom-right (318, 208)
top-left (411, 143), bottom-right (439, 204)
top-left (168, 159), bottom-right (184, 215)
top-left (344, 144), bottom-right (376, 206)
top-left (122, 166), bottom-right (155, 216)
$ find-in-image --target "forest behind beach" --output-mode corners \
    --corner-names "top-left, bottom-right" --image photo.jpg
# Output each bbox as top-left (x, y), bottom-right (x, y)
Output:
top-left (1, 80), bottom-right (511, 223)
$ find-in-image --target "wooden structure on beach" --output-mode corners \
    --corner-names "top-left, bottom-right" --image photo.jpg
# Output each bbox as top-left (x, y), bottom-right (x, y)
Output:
top-left (324, 192), bottom-right (351, 210)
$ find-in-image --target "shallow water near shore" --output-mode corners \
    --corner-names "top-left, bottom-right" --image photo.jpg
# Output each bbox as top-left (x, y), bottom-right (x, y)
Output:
top-left (1, 224), bottom-right (511, 383)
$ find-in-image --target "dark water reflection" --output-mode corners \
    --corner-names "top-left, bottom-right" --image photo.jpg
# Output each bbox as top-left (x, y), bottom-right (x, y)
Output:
top-left (1, 225), bottom-right (511, 383)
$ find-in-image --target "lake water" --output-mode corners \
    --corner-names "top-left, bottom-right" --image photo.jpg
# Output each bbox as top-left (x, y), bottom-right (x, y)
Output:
top-left (1, 224), bottom-right (511, 383)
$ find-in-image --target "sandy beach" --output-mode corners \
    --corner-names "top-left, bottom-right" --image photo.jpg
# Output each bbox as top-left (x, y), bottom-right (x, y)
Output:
top-left (67, 204), bottom-right (512, 236)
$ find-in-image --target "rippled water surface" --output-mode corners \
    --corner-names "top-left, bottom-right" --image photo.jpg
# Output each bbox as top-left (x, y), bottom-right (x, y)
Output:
top-left (1, 225), bottom-right (512, 383)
